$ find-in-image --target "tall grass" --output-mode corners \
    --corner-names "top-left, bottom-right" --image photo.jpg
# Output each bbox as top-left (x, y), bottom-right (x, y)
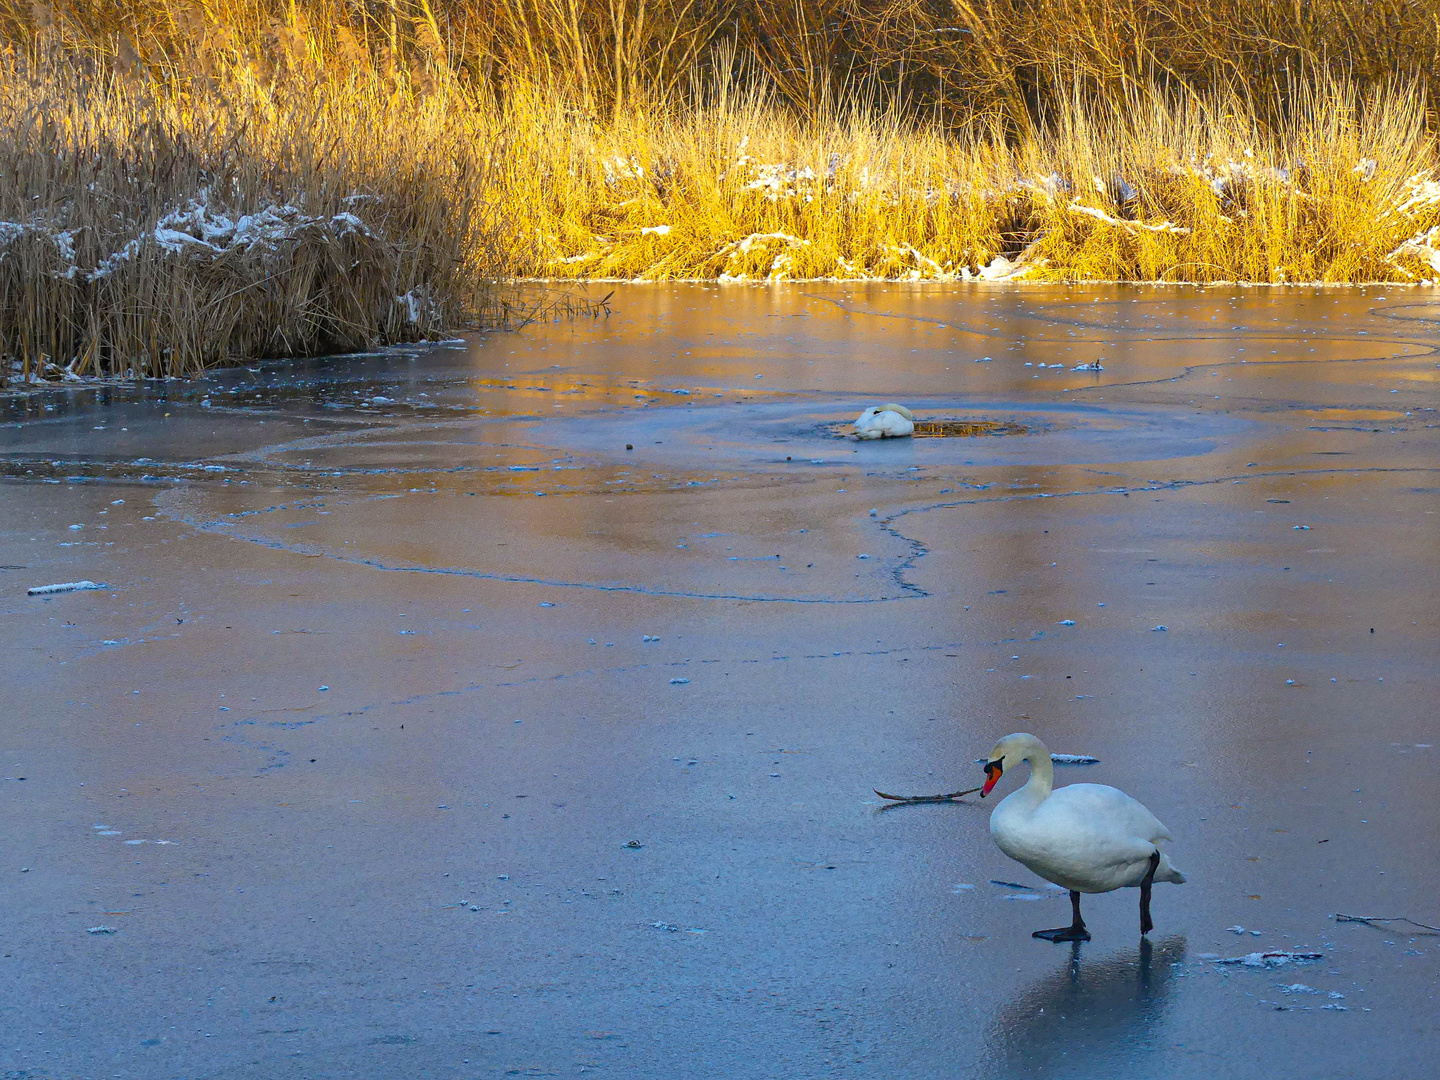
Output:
top-left (10, 0), bottom-right (1440, 128)
top-left (0, 23), bottom-right (510, 382)
top-left (4, 0), bottom-right (1440, 378)
top-left (499, 78), bottom-right (1440, 284)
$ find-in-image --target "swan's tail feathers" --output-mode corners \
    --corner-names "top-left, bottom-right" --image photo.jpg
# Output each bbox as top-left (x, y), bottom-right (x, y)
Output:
top-left (1156, 851), bottom-right (1186, 884)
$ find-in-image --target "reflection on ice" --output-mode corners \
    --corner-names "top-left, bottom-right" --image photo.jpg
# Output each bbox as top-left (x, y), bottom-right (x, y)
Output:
top-left (983, 937), bottom-right (1186, 1078)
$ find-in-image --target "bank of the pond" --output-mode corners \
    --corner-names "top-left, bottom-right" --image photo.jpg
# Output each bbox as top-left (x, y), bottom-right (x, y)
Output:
top-left (6, 20), bottom-right (1440, 381)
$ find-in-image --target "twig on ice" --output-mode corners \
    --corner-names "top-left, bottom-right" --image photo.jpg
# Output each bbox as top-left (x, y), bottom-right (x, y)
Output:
top-left (874, 786), bottom-right (982, 803)
top-left (1334, 913), bottom-right (1440, 934)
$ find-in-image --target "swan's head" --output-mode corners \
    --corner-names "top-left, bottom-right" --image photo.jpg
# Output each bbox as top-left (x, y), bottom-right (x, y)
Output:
top-left (981, 731), bottom-right (1048, 797)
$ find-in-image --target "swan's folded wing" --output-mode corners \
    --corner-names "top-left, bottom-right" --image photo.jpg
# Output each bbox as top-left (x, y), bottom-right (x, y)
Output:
top-left (1047, 783), bottom-right (1174, 845)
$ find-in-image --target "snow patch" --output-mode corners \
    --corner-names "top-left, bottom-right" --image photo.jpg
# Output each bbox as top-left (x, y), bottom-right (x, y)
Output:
top-left (28, 580), bottom-right (104, 595)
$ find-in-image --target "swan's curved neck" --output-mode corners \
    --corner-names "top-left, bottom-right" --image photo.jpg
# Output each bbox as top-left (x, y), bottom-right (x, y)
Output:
top-left (1020, 749), bottom-right (1054, 800)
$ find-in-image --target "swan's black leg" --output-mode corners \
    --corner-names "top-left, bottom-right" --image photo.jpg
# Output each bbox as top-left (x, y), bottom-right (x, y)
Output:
top-left (1033, 890), bottom-right (1091, 942)
top-left (1139, 850), bottom-right (1160, 935)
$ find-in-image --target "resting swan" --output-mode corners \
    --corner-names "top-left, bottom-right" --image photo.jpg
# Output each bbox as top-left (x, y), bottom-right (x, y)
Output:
top-left (981, 732), bottom-right (1185, 941)
top-left (854, 403), bottom-right (915, 439)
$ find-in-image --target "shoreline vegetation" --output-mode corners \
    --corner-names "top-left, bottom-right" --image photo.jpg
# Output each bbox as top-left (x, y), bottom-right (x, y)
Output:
top-left (4, 0), bottom-right (1440, 379)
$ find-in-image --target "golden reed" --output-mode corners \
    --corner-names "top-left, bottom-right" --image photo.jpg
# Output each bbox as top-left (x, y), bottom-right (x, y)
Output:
top-left (4, 0), bottom-right (1439, 376)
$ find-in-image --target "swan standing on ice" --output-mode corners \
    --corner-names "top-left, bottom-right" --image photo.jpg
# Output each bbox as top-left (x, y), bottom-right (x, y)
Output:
top-left (853, 403), bottom-right (915, 439)
top-left (981, 732), bottom-right (1185, 941)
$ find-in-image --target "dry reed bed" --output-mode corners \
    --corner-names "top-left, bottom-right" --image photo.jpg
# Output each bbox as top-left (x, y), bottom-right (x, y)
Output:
top-left (0, 42), bottom-right (500, 383)
top-left (9, 0), bottom-right (1440, 129)
top-left (504, 84), bottom-right (1440, 285)
top-left (6, 1), bottom-right (1440, 379)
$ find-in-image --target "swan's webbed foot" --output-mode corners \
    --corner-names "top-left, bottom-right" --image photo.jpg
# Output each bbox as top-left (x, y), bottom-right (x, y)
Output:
top-left (1033, 889), bottom-right (1089, 942)
top-left (1032, 924), bottom-right (1091, 942)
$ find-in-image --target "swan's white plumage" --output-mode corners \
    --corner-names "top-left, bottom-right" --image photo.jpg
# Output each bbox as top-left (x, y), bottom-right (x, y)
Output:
top-left (854, 403), bottom-right (915, 439)
top-left (986, 732), bottom-right (1185, 894)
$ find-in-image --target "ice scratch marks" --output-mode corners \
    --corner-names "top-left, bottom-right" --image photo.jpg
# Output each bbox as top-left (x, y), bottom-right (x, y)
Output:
top-left (182, 517), bottom-right (918, 605)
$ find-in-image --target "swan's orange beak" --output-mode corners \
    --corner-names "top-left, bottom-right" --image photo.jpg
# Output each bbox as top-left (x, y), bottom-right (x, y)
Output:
top-left (981, 759), bottom-right (1003, 797)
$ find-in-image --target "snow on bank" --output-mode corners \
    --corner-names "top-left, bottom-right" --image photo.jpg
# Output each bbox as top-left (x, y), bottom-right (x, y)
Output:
top-left (48, 195), bottom-right (379, 282)
top-left (554, 143), bottom-right (1440, 282)
top-left (0, 190), bottom-right (439, 311)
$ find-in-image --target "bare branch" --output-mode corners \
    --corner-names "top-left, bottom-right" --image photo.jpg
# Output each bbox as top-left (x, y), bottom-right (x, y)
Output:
top-left (874, 786), bottom-right (982, 803)
top-left (1334, 913), bottom-right (1440, 934)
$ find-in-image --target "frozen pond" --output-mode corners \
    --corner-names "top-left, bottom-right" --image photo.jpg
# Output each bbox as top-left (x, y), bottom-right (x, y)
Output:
top-left (1, 283), bottom-right (1437, 1077)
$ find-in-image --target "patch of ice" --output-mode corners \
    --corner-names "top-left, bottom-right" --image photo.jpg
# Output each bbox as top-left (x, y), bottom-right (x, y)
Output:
top-left (28, 580), bottom-right (104, 595)
top-left (1213, 950), bottom-right (1323, 968)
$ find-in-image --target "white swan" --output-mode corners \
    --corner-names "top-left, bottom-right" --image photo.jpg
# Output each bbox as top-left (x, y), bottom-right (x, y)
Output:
top-left (981, 732), bottom-right (1185, 941)
top-left (853, 403), bottom-right (915, 439)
